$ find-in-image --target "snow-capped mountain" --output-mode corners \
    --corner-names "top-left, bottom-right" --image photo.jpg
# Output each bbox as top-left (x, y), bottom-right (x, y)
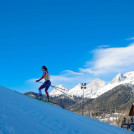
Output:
top-left (50, 71), bottom-right (134, 99)
top-left (124, 72), bottom-right (134, 82)
top-left (49, 84), bottom-right (69, 97)
top-left (85, 79), bottom-right (106, 98)
top-left (68, 79), bottom-right (106, 98)
top-left (93, 71), bottom-right (134, 98)
top-left (68, 83), bottom-right (82, 97)
top-left (110, 73), bottom-right (126, 84)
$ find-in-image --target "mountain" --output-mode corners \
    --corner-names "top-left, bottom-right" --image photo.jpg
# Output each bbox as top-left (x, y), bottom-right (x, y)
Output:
top-left (68, 83), bottom-right (82, 97)
top-left (85, 79), bottom-right (106, 98)
top-left (49, 79), bottom-right (106, 98)
top-left (49, 84), bottom-right (68, 97)
top-left (71, 84), bottom-right (134, 114)
top-left (110, 73), bottom-right (126, 84)
top-left (124, 71), bottom-right (134, 82)
top-left (50, 71), bottom-right (134, 99)
top-left (92, 72), bottom-right (134, 98)
top-left (68, 79), bottom-right (106, 98)
top-left (1, 86), bottom-right (132, 134)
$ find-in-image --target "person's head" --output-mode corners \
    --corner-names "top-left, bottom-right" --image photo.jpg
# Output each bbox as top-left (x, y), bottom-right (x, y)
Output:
top-left (42, 66), bottom-right (48, 72)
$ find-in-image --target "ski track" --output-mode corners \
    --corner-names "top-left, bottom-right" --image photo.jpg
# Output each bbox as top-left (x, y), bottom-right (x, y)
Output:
top-left (0, 86), bottom-right (133, 134)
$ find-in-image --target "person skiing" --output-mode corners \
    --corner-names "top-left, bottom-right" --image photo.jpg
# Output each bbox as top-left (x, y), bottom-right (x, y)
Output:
top-left (36, 66), bottom-right (51, 101)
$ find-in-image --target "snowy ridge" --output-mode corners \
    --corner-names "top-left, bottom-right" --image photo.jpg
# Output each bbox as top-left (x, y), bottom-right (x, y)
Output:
top-left (93, 71), bottom-right (134, 98)
top-left (85, 79), bottom-right (106, 98)
top-left (49, 84), bottom-right (69, 97)
top-left (68, 79), bottom-right (106, 98)
top-left (0, 86), bottom-right (132, 134)
top-left (110, 73), bottom-right (126, 84)
top-left (68, 83), bottom-right (82, 97)
top-left (50, 71), bottom-right (134, 99)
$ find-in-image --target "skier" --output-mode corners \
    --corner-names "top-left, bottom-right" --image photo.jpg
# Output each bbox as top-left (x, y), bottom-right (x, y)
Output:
top-left (36, 66), bottom-right (51, 101)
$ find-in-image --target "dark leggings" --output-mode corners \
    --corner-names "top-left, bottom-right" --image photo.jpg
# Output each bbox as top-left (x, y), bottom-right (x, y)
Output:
top-left (38, 80), bottom-right (51, 97)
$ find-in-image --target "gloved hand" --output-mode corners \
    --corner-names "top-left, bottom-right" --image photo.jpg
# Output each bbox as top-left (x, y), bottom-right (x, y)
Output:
top-left (36, 79), bottom-right (40, 82)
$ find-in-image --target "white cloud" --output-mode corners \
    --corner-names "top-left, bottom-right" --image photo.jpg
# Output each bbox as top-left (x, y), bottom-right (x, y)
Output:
top-left (27, 43), bottom-right (134, 90)
top-left (63, 70), bottom-right (82, 75)
top-left (127, 37), bottom-right (134, 40)
top-left (97, 45), bottom-right (110, 48)
top-left (89, 43), bottom-right (134, 74)
top-left (78, 68), bottom-right (95, 74)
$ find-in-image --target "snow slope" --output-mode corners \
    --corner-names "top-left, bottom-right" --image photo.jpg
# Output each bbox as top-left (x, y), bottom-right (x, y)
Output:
top-left (0, 86), bottom-right (132, 134)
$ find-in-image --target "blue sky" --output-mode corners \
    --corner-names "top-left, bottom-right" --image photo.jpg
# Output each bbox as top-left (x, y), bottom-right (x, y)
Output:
top-left (0, 0), bottom-right (134, 93)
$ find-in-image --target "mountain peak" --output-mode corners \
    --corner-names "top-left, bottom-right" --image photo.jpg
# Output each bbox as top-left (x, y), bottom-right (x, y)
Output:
top-left (124, 71), bottom-right (134, 79)
top-left (111, 73), bottom-right (125, 84)
top-left (91, 78), bottom-right (106, 83)
top-left (50, 85), bottom-right (68, 97)
top-left (87, 79), bottom-right (106, 87)
top-left (56, 84), bottom-right (66, 88)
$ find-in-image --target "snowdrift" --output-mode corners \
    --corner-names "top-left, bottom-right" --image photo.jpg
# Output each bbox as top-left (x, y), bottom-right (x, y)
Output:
top-left (0, 86), bottom-right (132, 134)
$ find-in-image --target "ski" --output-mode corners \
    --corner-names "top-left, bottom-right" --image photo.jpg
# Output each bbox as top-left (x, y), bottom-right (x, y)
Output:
top-left (34, 97), bottom-right (57, 104)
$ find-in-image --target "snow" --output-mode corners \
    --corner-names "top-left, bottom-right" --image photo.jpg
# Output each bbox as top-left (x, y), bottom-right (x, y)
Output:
top-left (100, 117), bottom-right (118, 122)
top-left (49, 84), bottom-right (68, 97)
top-left (85, 79), bottom-right (106, 98)
top-left (68, 83), bottom-right (82, 97)
top-left (124, 71), bottom-right (134, 82)
top-left (93, 72), bottom-right (134, 98)
top-left (67, 79), bottom-right (106, 98)
top-left (110, 73), bottom-right (126, 84)
top-left (0, 86), bottom-right (132, 134)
